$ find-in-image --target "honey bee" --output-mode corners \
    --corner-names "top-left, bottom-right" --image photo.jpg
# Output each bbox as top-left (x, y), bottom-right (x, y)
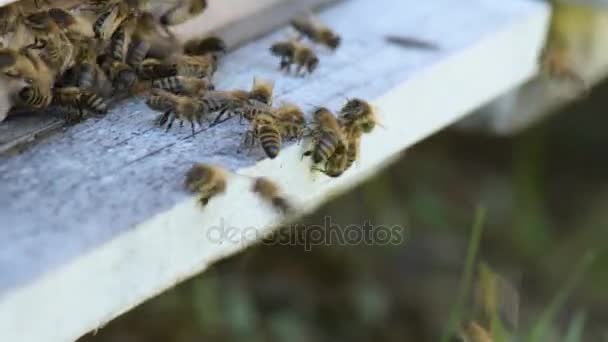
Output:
top-left (0, 47), bottom-right (53, 109)
top-left (183, 36), bottom-right (226, 59)
top-left (137, 57), bottom-right (175, 79)
top-left (270, 40), bottom-right (319, 75)
top-left (126, 12), bottom-right (179, 65)
top-left (184, 163), bottom-right (227, 206)
top-left (303, 107), bottom-right (345, 164)
top-left (248, 77), bottom-right (274, 105)
top-left (107, 14), bottom-right (139, 62)
top-left (274, 102), bottom-right (306, 141)
top-left (243, 111), bottom-right (282, 159)
top-left (252, 177), bottom-right (293, 214)
top-left (24, 11), bottom-right (76, 76)
top-left (47, 8), bottom-right (95, 40)
top-left (137, 53), bottom-right (216, 80)
top-left (315, 124), bottom-right (361, 178)
top-left (201, 88), bottom-right (252, 125)
top-left (291, 15), bottom-right (341, 50)
top-left (53, 86), bottom-right (110, 121)
top-left (152, 75), bottom-right (214, 95)
top-left (93, 1), bottom-right (130, 42)
top-left (159, 0), bottom-right (207, 26)
top-left (314, 147), bottom-right (349, 178)
top-left (339, 98), bottom-right (378, 133)
top-left (105, 60), bottom-right (138, 95)
top-left (147, 89), bottom-right (205, 134)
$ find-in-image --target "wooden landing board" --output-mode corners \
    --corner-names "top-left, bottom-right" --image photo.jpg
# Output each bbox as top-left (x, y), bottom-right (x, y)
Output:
top-left (0, 0), bottom-right (549, 341)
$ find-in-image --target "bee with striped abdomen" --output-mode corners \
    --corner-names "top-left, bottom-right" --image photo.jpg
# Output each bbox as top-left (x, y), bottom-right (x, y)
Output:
top-left (184, 163), bottom-right (227, 206)
top-left (243, 111), bottom-right (282, 159)
top-left (303, 107), bottom-right (345, 164)
top-left (291, 15), bottom-right (341, 50)
top-left (152, 75), bottom-right (214, 96)
top-left (53, 86), bottom-right (110, 122)
top-left (147, 89), bottom-right (206, 134)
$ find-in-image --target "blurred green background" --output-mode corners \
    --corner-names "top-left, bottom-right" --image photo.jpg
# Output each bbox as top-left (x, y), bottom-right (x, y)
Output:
top-left (79, 80), bottom-right (608, 341)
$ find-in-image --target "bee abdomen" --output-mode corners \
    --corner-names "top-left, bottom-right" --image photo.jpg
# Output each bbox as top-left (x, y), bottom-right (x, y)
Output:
top-left (138, 62), bottom-right (177, 80)
top-left (127, 40), bottom-right (150, 67)
top-left (152, 76), bottom-right (183, 93)
top-left (18, 86), bottom-right (51, 108)
top-left (109, 27), bottom-right (126, 61)
top-left (313, 133), bottom-right (339, 163)
top-left (82, 92), bottom-right (109, 113)
top-left (258, 125), bottom-right (281, 159)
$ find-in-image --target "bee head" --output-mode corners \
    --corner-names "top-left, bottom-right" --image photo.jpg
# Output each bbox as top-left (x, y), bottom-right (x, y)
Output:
top-left (307, 56), bottom-right (319, 73)
top-left (25, 12), bottom-right (52, 30)
top-left (270, 42), bottom-right (292, 57)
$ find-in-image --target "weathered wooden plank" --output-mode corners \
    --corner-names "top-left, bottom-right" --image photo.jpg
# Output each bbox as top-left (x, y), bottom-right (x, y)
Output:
top-left (0, 0), bottom-right (549, 341)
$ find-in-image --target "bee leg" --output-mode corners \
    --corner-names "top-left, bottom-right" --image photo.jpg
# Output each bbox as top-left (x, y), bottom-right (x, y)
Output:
top-left (166, 112), bottom-right (177, 131)
top-left (157, 110), bottom-right (171, 126)
top-left (301, 150), bottom-right (312, 160)
top-left (190, 121), bottom-right (196, 136)
top-left (180, 120), bottom-right (185, 128)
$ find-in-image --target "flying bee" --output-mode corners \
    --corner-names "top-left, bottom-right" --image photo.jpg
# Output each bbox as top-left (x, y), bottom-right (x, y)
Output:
top-left (291, 15), bottom-right (341, 50)
top-left (270, 40), bottom-right (319, 75)
top-left (147, 89), bottom-right (205, 134)
top-left (53, 86), bottom-right (109, 122)
top-left (303, 107), bottom-right (345, 164)
top-left (249, 77), bottom-right (274, 105)
top-left (274, 102), bottom-right (306, 141)
top-left (243, 111), bottom-right (282, 159)
top-left (183, 36), bottom-right (226, 59)
top-left (152, 75), bottom-right (214, 95)
top-left (252, 177), bottom-right (293, 214)
top-left (159, 0), bottom-right (207, 26)
top-left (339, 98), bottom-right (379, 133)
top-left (184, 163), bottom-right (227, 206)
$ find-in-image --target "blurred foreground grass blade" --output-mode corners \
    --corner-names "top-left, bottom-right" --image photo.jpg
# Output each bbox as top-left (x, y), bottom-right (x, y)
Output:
top-left (441, 206), bottom-right (487, 342)
top-left (564, 310), bottom-right (587, 342)
top-left (528, 251), bottom-right (596, 342)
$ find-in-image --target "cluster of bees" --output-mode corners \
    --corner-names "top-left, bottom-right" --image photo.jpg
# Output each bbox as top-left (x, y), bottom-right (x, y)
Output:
top-left (0, 0), bottom-right (210, 122)
top-left (183, 97), bottom-right (379, 213)
top-left (0, 0), bottom-right (379, 216)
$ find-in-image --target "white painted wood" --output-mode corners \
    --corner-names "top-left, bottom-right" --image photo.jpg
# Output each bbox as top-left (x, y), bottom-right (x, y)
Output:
top-left (0, 0), bottom-right (549, 341)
